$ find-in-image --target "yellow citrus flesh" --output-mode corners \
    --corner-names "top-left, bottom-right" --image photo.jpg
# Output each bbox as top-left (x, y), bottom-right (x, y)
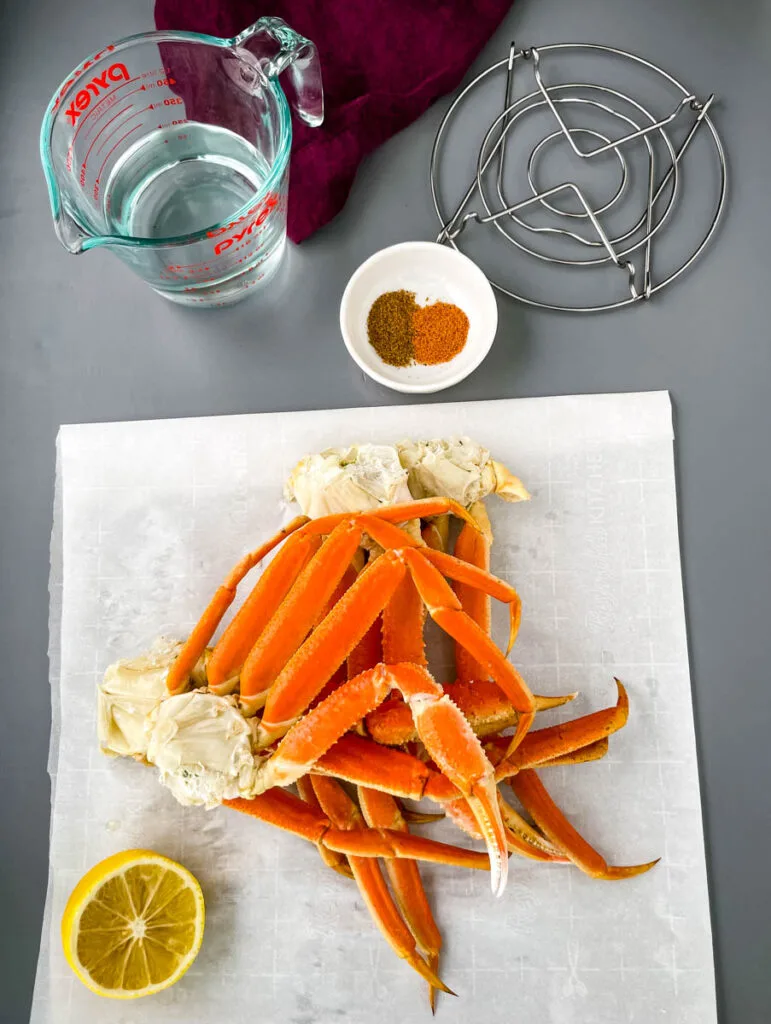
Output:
top-left (61, 849), bottom-right (204, 999)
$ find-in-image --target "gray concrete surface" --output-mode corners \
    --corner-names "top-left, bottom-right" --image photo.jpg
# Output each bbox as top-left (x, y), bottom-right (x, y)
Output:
top-left (1, 0), bottom-right (770, 1020)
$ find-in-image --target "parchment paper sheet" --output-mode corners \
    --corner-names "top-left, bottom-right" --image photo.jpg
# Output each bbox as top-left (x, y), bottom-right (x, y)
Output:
top-left (32, 392), bottom-right (716, 1024)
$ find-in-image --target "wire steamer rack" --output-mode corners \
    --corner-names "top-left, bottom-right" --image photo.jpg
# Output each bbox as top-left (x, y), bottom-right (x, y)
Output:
top-left (431, 43), bottom-right (727, 312)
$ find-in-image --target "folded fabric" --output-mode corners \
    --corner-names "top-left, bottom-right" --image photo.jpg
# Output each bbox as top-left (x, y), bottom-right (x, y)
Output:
top-left (154, 0), bottom-right (513, 242)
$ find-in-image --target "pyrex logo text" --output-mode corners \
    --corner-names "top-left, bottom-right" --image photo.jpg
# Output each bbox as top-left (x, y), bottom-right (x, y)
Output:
top-left (66, 63), bottom-right (131, 125)
top-left (53, 45), bottom-right (115, 111)
top-left (209, 193), bottom-right (279, 256)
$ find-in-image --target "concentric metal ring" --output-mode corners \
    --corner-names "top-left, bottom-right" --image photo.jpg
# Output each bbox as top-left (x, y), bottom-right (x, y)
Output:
top-left (477, 87), bottom-right (680, 267)
top-left (526, 128), bottom-right (628, 219)
top-left (430, 43), bottom-right (727, 313)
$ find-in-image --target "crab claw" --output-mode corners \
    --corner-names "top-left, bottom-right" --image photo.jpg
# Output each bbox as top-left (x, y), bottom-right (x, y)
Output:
top-left (407, 687), bottom-right (509, 898)
top-left (465, 776), bottom-right (509, 897)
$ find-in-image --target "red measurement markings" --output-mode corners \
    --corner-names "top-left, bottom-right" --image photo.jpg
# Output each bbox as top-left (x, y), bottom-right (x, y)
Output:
top-left (79, 104), bottom-right (133, 183)
top-left (93, 124), bottom-right (142, 199)
top-left (80, 85), bottom-right (148, 144)
top-left (65, 77), bottom-right (144, 171)
top-left (206, 193), bottom-right (279, 253)
top-left (67, 78), bottom-right (142, 150)
top-left (93, 105), bottom-right (156, 161)
top-left (163, 260), bottom-right (220, 280)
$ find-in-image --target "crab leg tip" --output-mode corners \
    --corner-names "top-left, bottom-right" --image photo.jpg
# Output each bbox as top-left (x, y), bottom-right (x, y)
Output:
top-left (491, 855), bottom-right (509, 898)
top-left (427, 953), bottom-right (441, 1013)
top-left (604, 857), bottom-right (660, 880)
top-left (410, 954), bottom-right (455, 995)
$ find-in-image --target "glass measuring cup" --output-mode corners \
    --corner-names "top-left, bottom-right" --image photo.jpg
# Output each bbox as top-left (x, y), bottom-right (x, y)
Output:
top-left (40, 18), bottom-right (323, 307)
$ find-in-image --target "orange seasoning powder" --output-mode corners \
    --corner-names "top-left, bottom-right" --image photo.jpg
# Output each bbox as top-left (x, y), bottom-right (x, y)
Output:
top-left (411, 301), bottom-right (470, 365)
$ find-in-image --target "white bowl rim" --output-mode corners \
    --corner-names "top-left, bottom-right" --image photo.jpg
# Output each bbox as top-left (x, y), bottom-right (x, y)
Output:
top-left (339, 241), bottom-right (498, 394)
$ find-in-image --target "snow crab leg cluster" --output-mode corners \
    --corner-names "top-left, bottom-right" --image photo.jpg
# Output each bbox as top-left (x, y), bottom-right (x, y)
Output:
top-left (153, 496), bottom-right (656, 1005)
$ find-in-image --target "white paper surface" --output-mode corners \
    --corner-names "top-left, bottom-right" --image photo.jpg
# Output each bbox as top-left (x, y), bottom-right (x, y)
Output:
top-left (32, 392), bottom-right (716, 1024)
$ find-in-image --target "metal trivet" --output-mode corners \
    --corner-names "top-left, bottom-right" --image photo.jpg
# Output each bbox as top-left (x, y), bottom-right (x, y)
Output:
top-left (431, 43), bottom-right (727, 312)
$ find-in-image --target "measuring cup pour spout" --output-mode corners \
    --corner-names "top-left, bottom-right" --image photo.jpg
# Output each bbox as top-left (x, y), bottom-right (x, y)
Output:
top-left (51, 203), bottom-right (92, 254)
top-left (40, 17), bottom-right (324, 306)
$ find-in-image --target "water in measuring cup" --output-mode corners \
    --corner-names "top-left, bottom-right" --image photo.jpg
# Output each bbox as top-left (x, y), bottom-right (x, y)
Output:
top-left (103, 123), bottom-right (285, 297)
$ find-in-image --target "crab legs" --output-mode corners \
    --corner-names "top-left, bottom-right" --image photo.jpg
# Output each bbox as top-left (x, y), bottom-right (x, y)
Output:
top-left (166, 500), bottom-right (538, 897)
top-left (161, 496), bottom-right (656, 1004)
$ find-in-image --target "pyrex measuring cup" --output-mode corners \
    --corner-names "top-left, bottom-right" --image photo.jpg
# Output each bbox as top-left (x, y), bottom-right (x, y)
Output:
top-left (40, 18), bottom-right (323, 307)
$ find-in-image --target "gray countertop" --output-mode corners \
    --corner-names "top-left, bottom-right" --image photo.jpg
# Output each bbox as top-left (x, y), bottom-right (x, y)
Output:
top-left (2, 0), bottom-right (770, 1020)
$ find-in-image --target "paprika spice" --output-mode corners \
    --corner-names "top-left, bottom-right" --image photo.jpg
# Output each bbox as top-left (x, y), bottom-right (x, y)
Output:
top-left (412, 301), bottom-right (470, 364)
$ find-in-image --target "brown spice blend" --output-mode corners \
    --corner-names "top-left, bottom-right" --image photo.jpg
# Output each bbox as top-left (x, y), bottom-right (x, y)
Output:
top-left (366, 290), bottom-right (419, 367)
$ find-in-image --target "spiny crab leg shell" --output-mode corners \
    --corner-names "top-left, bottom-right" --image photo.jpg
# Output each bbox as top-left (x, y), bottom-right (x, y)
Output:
top-left (453, 509), bottom-right (493, 683)
top-left (323, 826), bottom-right (491, 871)
top-left (348, 515), bottom-right (427, 665)
top-left (511, 769), bottom-right (660, 880)
top-left (254, 511), bottom-right (528, 744)
top-left (258, 667), bottom-right (398, 790)
top-left (207, 532), bottom-right (322, 694)
top-left (314, 728), bottom-right (611, 808)
top-left (497, 792), bottom-right (568, 860)
top-left (347, 614), bottom-right (383, 680)
top-left (310, 775), bottom-right (454, 995)
top-left (165, 514), bottom-right (309, 694)
top-left (542, 738), bottom-right (609, 766)
top-left (490, 680), bottom-right (629, 779)
top-left (422, 547), bottom-right (522, 658)
top-left (169, 500), bottom-right (473, 697)
top-left (400, 685), bottom-right (506, 892)
top-left (255, 662), bottom-right (509, 897)
top-left (443, 793), bottom-right (566, 863)
top-left (358, 786), bottom-right (443, 1010)
top-left (289, 498), bottom-right (481, 542)
top-left (314, 733), bottom-right (439, 802)
top-left (401, 547), bottom-right (536, 755)
top-left (313, 731), bottom-right (603, 867)
top-left (225, 789), bottom-right (490, 871)
top-left (365, 678), bottom-right (576, 747)
top-left (238, 519), bottom-right (365, 711)
top-left (255, 551), bottom-right (408, 741)
top-left (382, 573), bottom-right (427, 667)
top-left (296, 775), bottom-right (353, 879)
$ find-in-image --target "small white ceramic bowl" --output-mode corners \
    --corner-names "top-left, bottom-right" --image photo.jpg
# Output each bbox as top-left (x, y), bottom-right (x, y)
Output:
top-left (339, 241), bottom-right (498, 393)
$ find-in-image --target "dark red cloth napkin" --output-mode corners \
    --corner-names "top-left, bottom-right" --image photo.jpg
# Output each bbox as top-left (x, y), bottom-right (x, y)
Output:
top-left (154, 0), bottom-right (512, 242)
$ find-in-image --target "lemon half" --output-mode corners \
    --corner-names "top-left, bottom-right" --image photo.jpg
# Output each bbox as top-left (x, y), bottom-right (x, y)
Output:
top-left (61, 849), bottom-right (205, 999)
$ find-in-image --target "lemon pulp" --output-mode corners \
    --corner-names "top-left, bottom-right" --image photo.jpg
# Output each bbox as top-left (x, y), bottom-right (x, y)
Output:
top-left (61, 849), bottom-right (204, 999)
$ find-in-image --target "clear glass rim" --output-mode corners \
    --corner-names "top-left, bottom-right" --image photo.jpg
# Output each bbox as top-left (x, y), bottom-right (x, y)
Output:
top-left (39, 30), bottom-right (292, 251)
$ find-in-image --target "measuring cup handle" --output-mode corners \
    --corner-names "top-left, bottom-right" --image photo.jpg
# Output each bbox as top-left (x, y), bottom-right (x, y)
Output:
top-left (236, 17), bottom-right (324, 127)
